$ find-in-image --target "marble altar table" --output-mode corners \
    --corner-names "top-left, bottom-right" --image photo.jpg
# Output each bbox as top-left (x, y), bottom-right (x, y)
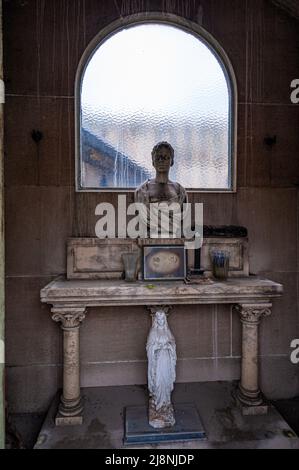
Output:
top-left (40, 276), bottom-right (283, 425)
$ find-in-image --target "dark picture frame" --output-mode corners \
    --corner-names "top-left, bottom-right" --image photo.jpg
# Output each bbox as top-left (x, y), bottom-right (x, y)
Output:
top-left (143, 245), bottom-right (187, 281)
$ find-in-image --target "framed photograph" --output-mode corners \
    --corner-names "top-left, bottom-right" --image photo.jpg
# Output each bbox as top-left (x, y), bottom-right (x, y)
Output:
top-left (143, 245), bottom-right (187, 281)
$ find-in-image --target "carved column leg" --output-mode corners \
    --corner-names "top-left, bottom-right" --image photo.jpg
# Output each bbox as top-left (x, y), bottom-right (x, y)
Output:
top-left (52, 306), bottom-right (87, 426)
top-left (234, 303), bottom-right (272, 416)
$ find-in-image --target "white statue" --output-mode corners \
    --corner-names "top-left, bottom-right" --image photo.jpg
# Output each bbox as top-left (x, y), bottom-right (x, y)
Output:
top-left (146, 309), bottom-right (177, 428)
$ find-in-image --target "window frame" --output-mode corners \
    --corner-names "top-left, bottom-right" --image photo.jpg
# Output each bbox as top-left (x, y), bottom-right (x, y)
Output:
top-left (75, 12), bottom-right (238, 193)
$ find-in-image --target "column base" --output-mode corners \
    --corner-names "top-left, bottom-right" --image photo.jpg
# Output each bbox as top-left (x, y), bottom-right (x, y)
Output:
top-left (55, 396), bottom-right (84, 426)
top-left (235, 386), bottom-right (269, 416)
top-left (55, 414), bottom-right (83, 426)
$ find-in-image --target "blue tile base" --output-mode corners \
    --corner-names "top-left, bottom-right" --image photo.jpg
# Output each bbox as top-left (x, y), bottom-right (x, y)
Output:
top-left (124, 404), bottom-right (207, 445)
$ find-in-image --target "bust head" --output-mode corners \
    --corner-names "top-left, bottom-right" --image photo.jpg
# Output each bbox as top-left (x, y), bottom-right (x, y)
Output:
top-left (151, 142), bottom-right (174, 174)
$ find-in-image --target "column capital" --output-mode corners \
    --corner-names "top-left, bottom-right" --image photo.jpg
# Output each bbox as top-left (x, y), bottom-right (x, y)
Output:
top-left (234, 303), bottom-right (272, 325)
top-left (51, 306), bottom-right (87, 330)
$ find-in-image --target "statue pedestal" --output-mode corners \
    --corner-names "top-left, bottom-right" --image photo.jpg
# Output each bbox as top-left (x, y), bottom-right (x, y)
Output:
top-left (124, 404), bottom-right (206, 445)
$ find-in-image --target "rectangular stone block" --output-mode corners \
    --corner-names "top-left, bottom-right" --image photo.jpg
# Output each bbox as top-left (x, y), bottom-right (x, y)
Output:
top-left (55, 415), bottom-right (83, 427)
top-left (236, 188), bottom-right (297, 273)
top-left (6, 277), bottom-right (60, 366)
top-left (67, 238), bottom-right (139, 279)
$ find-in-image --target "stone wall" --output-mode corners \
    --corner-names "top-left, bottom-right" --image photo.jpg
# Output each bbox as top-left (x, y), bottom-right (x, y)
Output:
top-left (4, 0), bottom-right (299, 413)
top-left (272, 0), bottom-right (299, 20)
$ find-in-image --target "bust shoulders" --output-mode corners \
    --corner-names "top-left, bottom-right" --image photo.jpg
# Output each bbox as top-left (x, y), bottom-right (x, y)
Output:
top-left (135, 178), bottom-right (187, 206)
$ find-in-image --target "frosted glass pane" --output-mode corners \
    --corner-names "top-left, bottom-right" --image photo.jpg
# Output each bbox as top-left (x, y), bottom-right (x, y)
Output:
top-left (80, 24), bottom-right (232, 190)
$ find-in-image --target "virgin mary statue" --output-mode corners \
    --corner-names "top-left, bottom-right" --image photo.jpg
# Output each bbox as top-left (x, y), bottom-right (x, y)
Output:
top-left (146, 309), bottom-right (177, 428)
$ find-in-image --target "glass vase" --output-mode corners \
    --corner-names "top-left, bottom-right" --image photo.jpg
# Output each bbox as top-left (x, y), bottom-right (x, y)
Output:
top-left (211, 250), bottom-right (230, 280)
top-left (121, 252), bottom-right (139, 282)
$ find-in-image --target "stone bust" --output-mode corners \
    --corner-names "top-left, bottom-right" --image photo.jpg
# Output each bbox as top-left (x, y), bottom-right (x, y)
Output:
top-left (135, 142), bottom-right (187, 237)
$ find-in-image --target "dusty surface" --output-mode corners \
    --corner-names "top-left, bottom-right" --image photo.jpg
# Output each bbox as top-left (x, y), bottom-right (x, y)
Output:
top-left (34, 382), bottom-right (299, 449)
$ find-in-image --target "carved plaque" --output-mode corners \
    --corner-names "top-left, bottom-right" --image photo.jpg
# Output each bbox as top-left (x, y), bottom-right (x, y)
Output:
top-left (67, 238), bottom-right (139, 280)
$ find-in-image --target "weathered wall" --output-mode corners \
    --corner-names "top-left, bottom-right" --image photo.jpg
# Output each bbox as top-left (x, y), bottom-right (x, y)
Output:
top-left (3, 0), bottom-right (299, 413)
top-left (0, 0), bottom-right (4, 449)
top-left (272, 0), bottom-right (299, 20)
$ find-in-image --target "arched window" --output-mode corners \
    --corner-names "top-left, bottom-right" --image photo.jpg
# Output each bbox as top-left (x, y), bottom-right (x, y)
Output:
top-left (76, 14), bottom-right (237, 192)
